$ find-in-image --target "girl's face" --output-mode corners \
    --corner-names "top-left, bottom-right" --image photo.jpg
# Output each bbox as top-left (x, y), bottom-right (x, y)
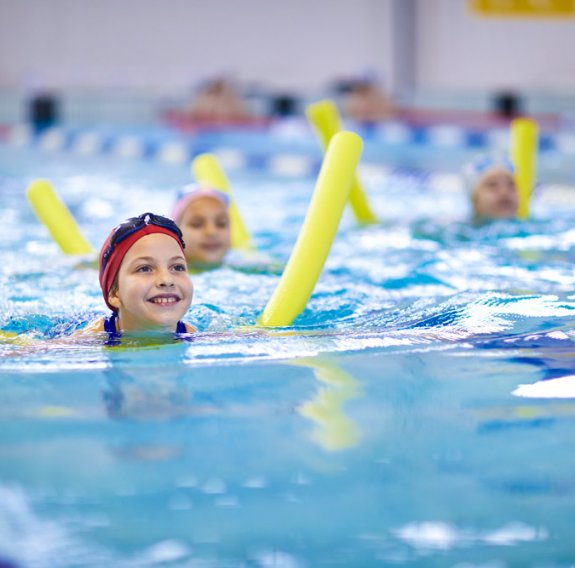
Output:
top-left (179, 197), bottom-right (231, 265)
top-left (108, 233), bottom-right (193, 332)
top-left (473, 167), bottom-right (518, 220)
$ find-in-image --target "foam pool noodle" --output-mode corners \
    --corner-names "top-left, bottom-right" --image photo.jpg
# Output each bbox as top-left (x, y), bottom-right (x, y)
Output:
top-left (510, 118), bottom-right (539, 220)
top-left (257, 131), bottom-right (363, 327)
top-left (191, 153), bottom-right (254, 251)
top-left (306, 99), bottom-right (377, 224)
top-left (26, 179), bottom-right (93, 255)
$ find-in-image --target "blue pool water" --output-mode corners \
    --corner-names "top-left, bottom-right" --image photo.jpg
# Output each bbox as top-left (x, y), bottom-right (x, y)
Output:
top-left (2, 141), bottom-right (575, 567)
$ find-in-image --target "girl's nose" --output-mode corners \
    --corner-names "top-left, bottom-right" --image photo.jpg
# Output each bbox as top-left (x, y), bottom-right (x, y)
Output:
top-left (156, 268), bottom-right (175, 287)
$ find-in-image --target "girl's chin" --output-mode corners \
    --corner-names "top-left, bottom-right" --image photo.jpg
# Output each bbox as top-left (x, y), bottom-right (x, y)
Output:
top-left (145, 312), bottom-right (188, 328)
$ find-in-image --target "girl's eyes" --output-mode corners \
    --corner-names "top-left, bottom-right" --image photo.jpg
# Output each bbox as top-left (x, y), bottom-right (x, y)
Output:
top-left (187, 218), bottom-right (206, 228)
top-left (187, 218), bottom-right (229, 229)
top-left (134, 263), bottom-right (186, 273)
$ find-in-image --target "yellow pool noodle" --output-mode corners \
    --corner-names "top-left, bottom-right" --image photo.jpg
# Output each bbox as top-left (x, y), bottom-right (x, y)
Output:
top-left (26, 179), bottom-right (93, 255)
top-left (257, 131), bottom-right (363, 327)
top-left (306, 99), bottom-right (377, 224)
top-left (510, 118), bottom-right (539, 220)
top-left (191, 154), bottom-right (254, 251)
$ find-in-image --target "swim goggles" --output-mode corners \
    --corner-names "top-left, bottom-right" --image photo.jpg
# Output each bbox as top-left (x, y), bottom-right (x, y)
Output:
top-left (175, 184), bottom-right (230, 205)
top-left (101, 212), bottom-right (185, 273)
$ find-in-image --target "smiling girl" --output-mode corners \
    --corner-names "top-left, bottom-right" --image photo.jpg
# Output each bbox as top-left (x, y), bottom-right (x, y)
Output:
top-left (82, 213), bottom-right (196, 340)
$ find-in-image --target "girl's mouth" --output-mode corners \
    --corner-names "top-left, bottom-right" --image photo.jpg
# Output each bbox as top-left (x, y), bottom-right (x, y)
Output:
top-left (201, 242), bottom-right (222, 252)
top-left (148, 294), bottom-right (180, 305)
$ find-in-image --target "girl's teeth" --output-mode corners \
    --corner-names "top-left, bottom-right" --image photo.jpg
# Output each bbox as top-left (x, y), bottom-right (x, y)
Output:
top-left (153, 297), bottom-right (176, 304)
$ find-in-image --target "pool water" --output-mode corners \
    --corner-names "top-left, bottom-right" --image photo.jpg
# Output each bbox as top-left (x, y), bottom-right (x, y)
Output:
top-left (2, 144), bottom-right (575, 567)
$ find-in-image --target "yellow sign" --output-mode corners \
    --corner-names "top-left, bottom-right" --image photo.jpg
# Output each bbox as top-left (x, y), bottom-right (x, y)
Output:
top-left (471, 0), bottom-right (575, 17)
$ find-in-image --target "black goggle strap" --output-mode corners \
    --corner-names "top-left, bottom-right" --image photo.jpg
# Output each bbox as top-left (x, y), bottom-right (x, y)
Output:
top-left (102, 213), bottom-right (184, 271)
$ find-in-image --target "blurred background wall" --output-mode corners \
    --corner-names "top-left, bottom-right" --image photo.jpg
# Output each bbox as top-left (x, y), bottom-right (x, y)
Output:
top-left (0, 0), bottom-right (397, 93)
top-left (0, 0), bottom-right (574, 123)
top-left (416, 1), bottom-right (575, 92)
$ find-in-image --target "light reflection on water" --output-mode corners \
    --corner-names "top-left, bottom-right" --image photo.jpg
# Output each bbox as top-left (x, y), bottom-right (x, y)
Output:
top-left (2, 146), bottom-right (575, 566)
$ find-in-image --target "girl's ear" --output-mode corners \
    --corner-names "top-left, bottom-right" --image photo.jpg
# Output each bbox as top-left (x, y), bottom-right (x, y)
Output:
top-left (108, 291), bottom-right (121, 310)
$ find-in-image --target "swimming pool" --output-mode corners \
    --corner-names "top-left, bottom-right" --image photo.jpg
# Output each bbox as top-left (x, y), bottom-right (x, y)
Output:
top-left (2, 139), bottom-right (575, 567)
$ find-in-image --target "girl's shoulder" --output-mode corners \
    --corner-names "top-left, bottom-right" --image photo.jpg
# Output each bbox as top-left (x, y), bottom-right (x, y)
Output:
top-left (76, 317), bottom-right (106, 335)
top-left (75, 317), bottom-right (195, 336)
top-left (183, 322), bottom-right (197, 333)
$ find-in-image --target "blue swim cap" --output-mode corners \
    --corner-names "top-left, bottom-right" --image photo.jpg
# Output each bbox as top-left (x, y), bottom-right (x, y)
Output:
top-left (462, 154), bottom-right (515, 195)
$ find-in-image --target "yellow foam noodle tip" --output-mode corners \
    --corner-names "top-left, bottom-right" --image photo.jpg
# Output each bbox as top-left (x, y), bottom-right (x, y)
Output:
top-left (191, 153), bottom-right (254, 251)
top-left (0, 330), bottom-right (35, 346)
top-left (510, 118), bottom-right (538, 220)
top-left (257, 131), bottom-right (363, 327)
top-left (306, 99), bottom-right (377, 224)
top-left (0, 330), bottom-right (18, 341)
top-left (26, 179), bottom-right (93, 255)
top-left (37, 405), bottom-right (76, 418)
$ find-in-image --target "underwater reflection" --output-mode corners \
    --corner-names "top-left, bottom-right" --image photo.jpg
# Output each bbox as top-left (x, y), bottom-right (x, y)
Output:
top-left (102, 367), bottom-right (213, 422)
top-left (101, 365), bottom-right (220, 462)
top-left (290, 356), bottom-right (363, 451)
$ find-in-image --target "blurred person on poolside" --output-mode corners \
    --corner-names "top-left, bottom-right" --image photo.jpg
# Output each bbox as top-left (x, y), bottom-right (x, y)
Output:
top-left (338, 74), bottom-right (395, 124)
top-left (186, 76), bottom-right (253, 124)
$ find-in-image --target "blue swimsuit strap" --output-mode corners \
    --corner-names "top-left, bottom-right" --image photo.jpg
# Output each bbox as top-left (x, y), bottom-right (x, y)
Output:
top-left (104, 313), bottom-right (121, 337)
top-left (104, 313), bottom-right (187, 340)
top-left (103, 313), bottom-right (122, 346)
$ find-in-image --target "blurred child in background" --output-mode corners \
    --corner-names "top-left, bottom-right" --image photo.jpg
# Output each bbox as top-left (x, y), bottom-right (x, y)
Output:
top-left (463, 154), bottom-right (518, 222)
top-left (172, 184), bottom-right (231, 269)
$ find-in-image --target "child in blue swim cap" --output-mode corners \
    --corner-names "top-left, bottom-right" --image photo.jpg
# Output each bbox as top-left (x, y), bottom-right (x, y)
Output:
top-left (463, 154), bottom-right (518, 221)
top-left (172, 184), bottom-right (231, 268)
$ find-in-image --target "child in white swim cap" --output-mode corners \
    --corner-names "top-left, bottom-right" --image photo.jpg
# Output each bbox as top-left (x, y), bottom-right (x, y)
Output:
top-left (463, 154), bottom-right (518, 221)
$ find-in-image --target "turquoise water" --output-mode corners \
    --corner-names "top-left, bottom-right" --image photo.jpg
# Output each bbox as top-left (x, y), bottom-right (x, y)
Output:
top-left (2, 144), bottom-right (575, 566)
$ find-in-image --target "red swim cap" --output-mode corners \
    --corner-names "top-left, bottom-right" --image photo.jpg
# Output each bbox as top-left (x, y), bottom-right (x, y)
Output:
top-left (99, 221), bottom-right (185, 311)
